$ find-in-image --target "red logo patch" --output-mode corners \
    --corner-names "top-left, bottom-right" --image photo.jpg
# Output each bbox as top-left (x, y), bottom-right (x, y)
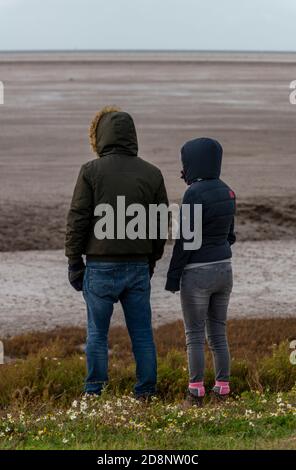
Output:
top-left (229, 190), bottom-right (235, 199)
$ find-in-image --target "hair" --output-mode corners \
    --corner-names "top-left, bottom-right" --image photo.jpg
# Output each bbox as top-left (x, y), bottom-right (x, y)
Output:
top-left (89, 105), bottom-right (121, 155)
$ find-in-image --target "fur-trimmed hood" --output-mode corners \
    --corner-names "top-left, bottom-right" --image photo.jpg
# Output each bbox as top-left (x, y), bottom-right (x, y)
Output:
top-left (89, 107), bottom-right (138, 157)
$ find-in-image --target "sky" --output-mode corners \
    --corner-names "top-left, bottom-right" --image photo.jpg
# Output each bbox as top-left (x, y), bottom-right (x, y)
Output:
top-left (0, 0), bottom-right (295, 51)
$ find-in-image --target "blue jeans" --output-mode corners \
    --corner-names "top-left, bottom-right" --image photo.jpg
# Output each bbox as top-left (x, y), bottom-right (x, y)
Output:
top-left (83, 261), bottom-right (157, 397)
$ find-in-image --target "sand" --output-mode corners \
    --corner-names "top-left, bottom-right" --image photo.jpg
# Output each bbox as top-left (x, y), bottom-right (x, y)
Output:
top-left (0, 52), bottom-right (295, 336)
top-left (0, 241), bottom-right (295, 337)
top-left (1, 52), bottom-right (296, 251)
top-left (0, 51), bottom-right (295, 205)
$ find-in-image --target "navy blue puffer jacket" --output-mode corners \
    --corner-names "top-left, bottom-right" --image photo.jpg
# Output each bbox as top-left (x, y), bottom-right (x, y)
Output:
top-left (165, 137), bottom-right (236, 292)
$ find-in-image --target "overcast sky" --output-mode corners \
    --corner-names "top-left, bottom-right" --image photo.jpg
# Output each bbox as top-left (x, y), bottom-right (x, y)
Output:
top-left (0, 0), bottom-right (295, 51)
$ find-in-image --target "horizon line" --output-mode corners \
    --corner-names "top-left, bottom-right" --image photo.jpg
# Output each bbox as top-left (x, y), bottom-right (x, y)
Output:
top-left (0, 48), bottom-right (296, 54)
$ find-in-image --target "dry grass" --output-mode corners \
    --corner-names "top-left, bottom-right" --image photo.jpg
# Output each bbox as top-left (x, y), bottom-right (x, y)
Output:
top-left (4, 318), bottom-right (296, 362)
top-left (0, 319), bottom-right (296, 410)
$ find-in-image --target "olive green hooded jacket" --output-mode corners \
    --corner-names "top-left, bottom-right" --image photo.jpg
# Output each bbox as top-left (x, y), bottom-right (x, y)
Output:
top-left (65, 111), bottom-right (168, 265)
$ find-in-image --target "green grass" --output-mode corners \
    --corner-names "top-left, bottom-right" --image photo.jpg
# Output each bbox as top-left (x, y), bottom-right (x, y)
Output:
top-left (1, 324), bottom-right (296, 450)
top-left (1, 391), bottom-right (296, 450)
top-left (1, 342), bottom-right (295, 409)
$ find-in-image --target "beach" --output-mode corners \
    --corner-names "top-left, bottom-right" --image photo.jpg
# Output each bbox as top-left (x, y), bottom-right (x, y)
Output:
top-left (0, 52), bottom-right (295, 336)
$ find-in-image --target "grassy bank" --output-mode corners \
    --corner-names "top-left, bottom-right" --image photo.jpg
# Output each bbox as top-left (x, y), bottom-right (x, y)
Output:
top-left (0, 319), bottom-right (296, 449)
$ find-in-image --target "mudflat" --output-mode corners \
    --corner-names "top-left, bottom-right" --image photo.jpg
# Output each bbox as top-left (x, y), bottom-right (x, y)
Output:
top-left (0, 52), bottom-right (295, 334)
top-left (1, 241), bottom-right (296, 336)
top-left (0, 51), bottom-right (295, 250)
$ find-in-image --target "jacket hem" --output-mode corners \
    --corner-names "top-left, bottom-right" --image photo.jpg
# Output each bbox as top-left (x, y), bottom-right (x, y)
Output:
top-left (86, 254), bottom-right (149, 262)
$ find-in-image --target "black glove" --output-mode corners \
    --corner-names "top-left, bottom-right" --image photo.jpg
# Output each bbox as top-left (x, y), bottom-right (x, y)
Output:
top-left (68, 258), bottom-right (85, 291)
top-left (149, 259), bottom-right (156, 279)
top-left (165, 277), bottom-right (180, 293)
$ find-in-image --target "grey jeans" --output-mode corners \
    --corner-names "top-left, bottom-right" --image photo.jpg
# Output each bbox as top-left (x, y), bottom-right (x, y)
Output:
top-left (180, 262), bottom-right (233, 383)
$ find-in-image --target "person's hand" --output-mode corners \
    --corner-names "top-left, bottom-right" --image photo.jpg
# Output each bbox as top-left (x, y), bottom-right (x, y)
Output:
top-left (68, 258), bottom-right (85, 291)
top-left (149, 260), bottom-right (156, 279)
top-left (165, 277), bottom-right (180, 293)
top-left (166, 288), bottom-right (179, 294)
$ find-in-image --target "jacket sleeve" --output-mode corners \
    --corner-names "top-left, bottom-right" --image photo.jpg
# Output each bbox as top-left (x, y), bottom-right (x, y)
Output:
top-left (227, 217), bottom-right (236, 246)
top-left (65, 165), bottom-right (93, 263)
top-left (165, 190), bottom-right (199, 292)
top-left (149, 174), bottom-right (169, 265)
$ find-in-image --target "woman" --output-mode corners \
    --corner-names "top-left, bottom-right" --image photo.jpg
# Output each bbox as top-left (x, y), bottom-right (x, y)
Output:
top-left (165, 137), bottom-right (236, 406)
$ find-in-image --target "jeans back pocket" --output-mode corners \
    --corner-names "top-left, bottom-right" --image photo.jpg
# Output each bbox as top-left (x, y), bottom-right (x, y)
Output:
top-left (87, 267), bottom-right (115, 297)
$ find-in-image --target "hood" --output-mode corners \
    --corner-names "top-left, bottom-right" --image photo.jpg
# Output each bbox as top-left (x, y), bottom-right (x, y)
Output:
top-left (96, 111), bottom-right (138, 157)
top-left (181, 137), bottom-right (223, 184)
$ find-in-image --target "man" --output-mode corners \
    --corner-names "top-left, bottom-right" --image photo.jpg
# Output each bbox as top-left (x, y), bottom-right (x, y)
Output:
top-left (65, 106), bottom-right (168, 399)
